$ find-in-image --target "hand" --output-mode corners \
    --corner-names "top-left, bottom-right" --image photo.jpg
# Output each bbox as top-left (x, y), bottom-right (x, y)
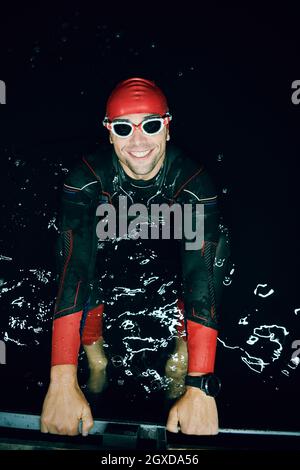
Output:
top-left (40, 365), bottom-right (94, 436)
top-left (166, 386), bottom-right (218, 435)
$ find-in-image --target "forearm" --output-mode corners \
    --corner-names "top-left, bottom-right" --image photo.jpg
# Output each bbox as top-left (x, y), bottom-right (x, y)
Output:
top-left (182, 203), bottom-right (220, 373)
top-left (51, 311), bottom-right (82, 366)
top-left (186, 320), bottom-right (218, 374)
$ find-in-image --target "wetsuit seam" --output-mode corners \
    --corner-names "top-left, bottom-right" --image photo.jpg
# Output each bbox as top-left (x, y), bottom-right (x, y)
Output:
top-left (82, 156), bottom-right (102, 183)
top-left (55, 229), bottom-right (74, 315)
top-left (173, 166), bottom-right (205, 199)
top-left (82, 156), bottom-right (113, 204)
top-left (55, 280), bottom-right (82, 317)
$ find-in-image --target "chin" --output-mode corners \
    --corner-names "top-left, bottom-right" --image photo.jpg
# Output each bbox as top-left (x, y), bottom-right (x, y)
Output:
top-left (131, 165), bottom-right (154, 176)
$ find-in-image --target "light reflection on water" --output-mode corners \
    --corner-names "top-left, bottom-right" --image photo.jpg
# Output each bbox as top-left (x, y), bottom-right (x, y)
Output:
top-left (0, 150), bottom-right (299, 405)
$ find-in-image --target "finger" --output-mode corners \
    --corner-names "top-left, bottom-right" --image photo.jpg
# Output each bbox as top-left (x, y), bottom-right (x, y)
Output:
top-left (40, 420), bottom-right (49, 433)
top-left (81, 407), bottom-right (94, 437)
top-left (166, 407), bottom-right (179, 433)
top-left (50, 424), bottom-right (78, 436)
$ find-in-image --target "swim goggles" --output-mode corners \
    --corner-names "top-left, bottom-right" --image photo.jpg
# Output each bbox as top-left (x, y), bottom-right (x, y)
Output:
top-left (102, 113), bottom-right (172, 138)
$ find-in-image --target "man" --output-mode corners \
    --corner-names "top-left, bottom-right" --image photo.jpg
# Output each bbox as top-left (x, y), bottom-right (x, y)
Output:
top-left (41, 77), bottom-right (227, 437)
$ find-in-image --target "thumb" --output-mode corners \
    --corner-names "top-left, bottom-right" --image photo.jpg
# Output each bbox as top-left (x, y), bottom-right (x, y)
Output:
top-left (81, 405), bottom-right (94, 437)
top-left (166, 406), bottom-right (179, 433)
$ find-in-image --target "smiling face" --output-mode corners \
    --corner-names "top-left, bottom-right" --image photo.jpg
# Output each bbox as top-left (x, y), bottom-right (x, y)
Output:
top-left (109, 113), bottom-right (170, 180)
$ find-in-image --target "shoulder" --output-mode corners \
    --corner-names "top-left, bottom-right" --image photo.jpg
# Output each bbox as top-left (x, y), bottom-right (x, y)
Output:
top-left (167, 144), bottom-right (218, 201)
top-left (64, 144), bottom-right (111, 189)
top-left (63, 144), bottom-right (112, 201)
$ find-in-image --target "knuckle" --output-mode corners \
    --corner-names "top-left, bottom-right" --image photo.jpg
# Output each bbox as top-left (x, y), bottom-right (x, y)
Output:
top-left (55, 425), bottom-right (68, 434)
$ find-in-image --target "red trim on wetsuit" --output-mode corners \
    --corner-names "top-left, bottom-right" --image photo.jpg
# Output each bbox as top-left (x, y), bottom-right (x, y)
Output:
top-left (51, 311), bottom-right (82, 366)
top-left (82, 157), bottom-right (112, 204)
top-left (51, 303), bottom-right (217, 370)
top-left (81, 304), bottom-right (104, 345)
top-left (173, 167), bottom-right (204, 199)
top-left (187, 320), bottom-right (218, 373)
top-left (82, 157), bottom-right (101, 182)
top-left (51, 305), bottom-right (105, 366)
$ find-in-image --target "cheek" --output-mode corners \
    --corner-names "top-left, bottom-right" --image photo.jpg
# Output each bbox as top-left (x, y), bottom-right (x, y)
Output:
top-left (157, 136), bottom-right (167, 148)
top-left (115, 141), bottom-right (125, 153)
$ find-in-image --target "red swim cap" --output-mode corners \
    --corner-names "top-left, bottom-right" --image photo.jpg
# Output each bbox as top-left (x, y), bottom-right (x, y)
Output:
top-left (105, 77), bottom-right (169, 120)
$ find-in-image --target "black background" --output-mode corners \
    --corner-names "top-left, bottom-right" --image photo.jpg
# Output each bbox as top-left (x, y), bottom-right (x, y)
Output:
top-left (0, 4), bottom-right (299, 433)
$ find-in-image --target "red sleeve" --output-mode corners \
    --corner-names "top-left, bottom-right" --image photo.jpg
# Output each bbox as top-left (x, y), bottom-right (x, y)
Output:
top-left (187, 320), bottom-right (218, 373)
top-left (51, 311), bottom-right (82, 366)
top-left (81, 304), bottom-right (104, 345)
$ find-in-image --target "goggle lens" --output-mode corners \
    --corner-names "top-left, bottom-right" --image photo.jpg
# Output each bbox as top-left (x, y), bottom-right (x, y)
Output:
top-left (142, 119), bottom-right (163, 135)
top-left (113, 122), bottom-right (133, 137)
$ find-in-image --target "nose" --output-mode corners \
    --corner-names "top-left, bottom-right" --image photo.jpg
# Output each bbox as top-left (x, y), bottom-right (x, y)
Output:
top-left (128, 126), bottom-right (149, 146)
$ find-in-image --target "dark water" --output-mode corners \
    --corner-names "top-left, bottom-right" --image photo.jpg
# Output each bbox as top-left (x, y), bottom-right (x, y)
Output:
top-left (0, 145), bottom-right (299, 431)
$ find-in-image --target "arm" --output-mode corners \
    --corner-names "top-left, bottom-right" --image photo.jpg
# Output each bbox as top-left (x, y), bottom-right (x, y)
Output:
top-left (41, 164), bottom-right (100, 436)
top-left (167, 169), bottom-right (223, 435)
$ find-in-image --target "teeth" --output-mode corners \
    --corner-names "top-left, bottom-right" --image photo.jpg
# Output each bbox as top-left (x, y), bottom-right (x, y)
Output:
top-left (129, 150), bottom-right (151, 158)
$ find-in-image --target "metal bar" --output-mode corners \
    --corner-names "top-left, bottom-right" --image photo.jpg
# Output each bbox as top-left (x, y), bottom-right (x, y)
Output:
top-left (0, 412), bottom-right (164, 440)
top-left (219, 428), bottom-right (300, 436)
top-left (0, 412), bottom-right (299, 437)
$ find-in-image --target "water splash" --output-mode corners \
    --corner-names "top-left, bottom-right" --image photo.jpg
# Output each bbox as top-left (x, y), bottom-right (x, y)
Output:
top-left (219, 324), bottom-right (289, 374)
top-left (254, 283), bottom-right (275, 298)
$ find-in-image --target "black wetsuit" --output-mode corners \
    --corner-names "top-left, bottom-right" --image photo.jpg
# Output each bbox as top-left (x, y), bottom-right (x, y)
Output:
top-left (52, 143), bottom-right (229, 389)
